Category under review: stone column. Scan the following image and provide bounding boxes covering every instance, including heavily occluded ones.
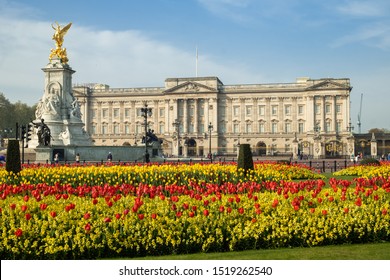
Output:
[183,99,188,134]
[194,99,198,134]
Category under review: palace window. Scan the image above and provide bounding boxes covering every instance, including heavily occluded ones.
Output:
[298,105,304,115]
[259,122,265,133]
[271,105,278,116]
[325,104,331,114]
[285,122,291,133]
[102,109,108,118]
[233,123,240,133]
[336,104,341,114]
[159,123,165,134]
[113,123,119,134]
[246,105,252,116]
[271,123,278,133]
[124,123,130,134]
[258,105,265,116]
[125,108,130,118]
[233,106,240,117]
[284,105,291,116]
[246,123,252,133]
[159,108,165,117]
[298,122,305,133]
[113,108,119,118]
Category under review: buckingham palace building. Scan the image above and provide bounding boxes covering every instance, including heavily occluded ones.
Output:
[73,76,355,159]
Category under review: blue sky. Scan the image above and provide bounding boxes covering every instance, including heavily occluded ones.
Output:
[0,0,389,132]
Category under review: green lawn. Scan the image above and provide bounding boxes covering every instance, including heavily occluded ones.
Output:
[128,242,390,260]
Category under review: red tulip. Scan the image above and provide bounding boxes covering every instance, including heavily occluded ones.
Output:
[219,205,225,212]
[251,218,257,223]
[203,200,209,206]
[203,209,209,216]
[322,210,328,215]
[92,198,98,205]
[355,198,362,207]
[227,207,232,213]
[138,213,145,220]
[84,212,91,220]
[176,211,182,218]
[84,223,91,232]
[310,208,315,213]
[62,194,69,200]
[344,208,349,214]
[382,208,388,215]
[106,201,113,208]
[21,205,28,212]
[40,203,47,210]
[9,203,16,210]
[15,228,23,237]
[238,207,244,214]
[123,209,130,216]
[25,213,32,220]
[182,203,189,210]
[293,205,300,211]
[188,211,195,218]
[23,195,29,202]
[192,205,197,211]
[151,213,157,219]
[272,199,279,208]
[104,217,111,223]
[50,211,57,218]
[255,209,262,215]
[254,203,260,209]
[115,213,121,219]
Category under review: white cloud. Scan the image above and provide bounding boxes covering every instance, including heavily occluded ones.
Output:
[336,0,388,17]
[331,22,390,49]
[0,15,264,105]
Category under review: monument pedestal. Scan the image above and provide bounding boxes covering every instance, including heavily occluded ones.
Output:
[30,56,92,148]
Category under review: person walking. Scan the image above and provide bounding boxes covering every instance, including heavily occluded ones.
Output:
[107,152,113,162]
[75,153,80,164]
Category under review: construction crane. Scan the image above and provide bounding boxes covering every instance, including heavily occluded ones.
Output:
[357,93,363,133]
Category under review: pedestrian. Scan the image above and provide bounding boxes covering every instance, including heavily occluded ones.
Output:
[388,153,390,161]
[75,153,80,164]
[54,153,59,164]
[107,152,112,162]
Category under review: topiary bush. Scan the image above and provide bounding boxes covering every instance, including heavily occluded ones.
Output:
[6,139,21,174]
[359,157,380,166]
[237,143,254,175]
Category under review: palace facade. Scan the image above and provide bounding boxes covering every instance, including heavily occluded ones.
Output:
[73,76,355,159]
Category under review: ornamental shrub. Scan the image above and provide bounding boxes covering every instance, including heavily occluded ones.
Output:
[360,157,380,166]
[237,143,254,175]
[6,139,21,174]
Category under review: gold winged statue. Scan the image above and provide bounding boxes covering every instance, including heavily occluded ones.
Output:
[49,22,72,64]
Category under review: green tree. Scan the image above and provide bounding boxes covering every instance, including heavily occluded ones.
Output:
[0,92,36,139]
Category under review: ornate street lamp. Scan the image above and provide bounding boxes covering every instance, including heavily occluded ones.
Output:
[172,119,180,156]
[208,122,213,159]
[141,103,152,163]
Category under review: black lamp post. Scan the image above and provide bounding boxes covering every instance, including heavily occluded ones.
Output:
[208,122,213,159]
[172,119,180,156]
[141,103,152,163]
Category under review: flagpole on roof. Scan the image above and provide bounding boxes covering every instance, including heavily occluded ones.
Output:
[196,46,198,77]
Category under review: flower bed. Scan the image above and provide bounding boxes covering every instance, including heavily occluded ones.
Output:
[0,162,389,259]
